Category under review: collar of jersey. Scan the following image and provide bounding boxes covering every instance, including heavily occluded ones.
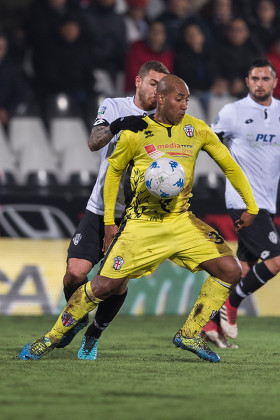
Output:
[148,114,173,127]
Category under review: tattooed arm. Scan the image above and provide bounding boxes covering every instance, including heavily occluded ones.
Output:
[88,124,114,152]
[88,115,148,152]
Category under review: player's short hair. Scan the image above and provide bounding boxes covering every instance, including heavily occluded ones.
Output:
[137,61,170,79]
[248,58,276,78]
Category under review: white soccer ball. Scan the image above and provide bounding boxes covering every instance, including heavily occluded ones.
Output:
[145,158,186,198]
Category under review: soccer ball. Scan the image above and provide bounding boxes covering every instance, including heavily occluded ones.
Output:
[145,158,186,198]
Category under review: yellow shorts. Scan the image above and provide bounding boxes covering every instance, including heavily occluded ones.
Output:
[99,211,234,279]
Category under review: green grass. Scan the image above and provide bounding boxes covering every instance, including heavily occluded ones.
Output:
[1,315,280,420]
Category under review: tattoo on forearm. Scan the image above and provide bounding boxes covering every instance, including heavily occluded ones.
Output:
[88,126,113,151]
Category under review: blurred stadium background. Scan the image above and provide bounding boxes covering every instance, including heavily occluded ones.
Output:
[1,0,280,318]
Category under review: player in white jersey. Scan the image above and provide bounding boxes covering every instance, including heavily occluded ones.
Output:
[202,58,280,347]
[58,61,170,359]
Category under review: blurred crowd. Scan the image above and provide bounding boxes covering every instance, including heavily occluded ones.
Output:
[1,0,280,129]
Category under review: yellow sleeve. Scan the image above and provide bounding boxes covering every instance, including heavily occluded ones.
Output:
[203,126,259,215]
[104,131,136,225]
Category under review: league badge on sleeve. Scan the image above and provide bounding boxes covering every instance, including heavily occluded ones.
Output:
[184,125,194,137]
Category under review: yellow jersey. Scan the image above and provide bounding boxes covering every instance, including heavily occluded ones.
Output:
[104,114,258,224]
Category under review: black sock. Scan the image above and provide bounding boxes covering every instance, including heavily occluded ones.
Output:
[229,262,274,308]
[211,311,220,325]
[63,277,89,302]
[85,290,128,339]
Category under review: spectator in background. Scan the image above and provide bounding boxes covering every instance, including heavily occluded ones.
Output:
[266,35,280,98]
[199,0,237,42]
[124,20,174,93]
[34,15,95,124]
[124,0,149,45]
[216,17,264,98]
[25,0,86,91]
[156,0,195,48]
[174,22,229,110]
[0,35,25,128]
[85,0,127,84]
[248,0,280,51]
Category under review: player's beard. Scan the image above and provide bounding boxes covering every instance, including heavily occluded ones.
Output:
[251,90,271,103]
[138,89,157,111]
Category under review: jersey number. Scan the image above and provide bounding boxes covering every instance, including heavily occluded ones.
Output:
[208,231,224,244]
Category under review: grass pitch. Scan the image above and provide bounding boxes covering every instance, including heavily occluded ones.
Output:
[1,315,280,420]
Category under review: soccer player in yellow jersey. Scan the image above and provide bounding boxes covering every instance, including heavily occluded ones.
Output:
[19,75,259,363]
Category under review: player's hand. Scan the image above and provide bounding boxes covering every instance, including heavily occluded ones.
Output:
[103,224,118,254]
[110,116,148,135]
[235,211,256,232]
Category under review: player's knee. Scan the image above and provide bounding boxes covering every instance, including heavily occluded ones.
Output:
[268,255,280,273]
[227,257,242,284]
[91,275,125,299]
[64,265,85,287]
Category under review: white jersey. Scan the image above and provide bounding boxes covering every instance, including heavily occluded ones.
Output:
[86,96,151,217]
[211,94,280,214]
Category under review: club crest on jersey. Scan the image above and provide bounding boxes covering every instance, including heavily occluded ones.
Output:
[184,125,194,137]
[61,311,76,327]
[113,256,124,270]
[73,233,82,245]
[144,144,165,159]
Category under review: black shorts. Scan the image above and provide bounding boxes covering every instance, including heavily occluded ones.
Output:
[67,209,122,266]
[228,208,280,262]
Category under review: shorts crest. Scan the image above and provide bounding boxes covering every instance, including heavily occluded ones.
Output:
[73,233,82,245]
[113,256,124,270]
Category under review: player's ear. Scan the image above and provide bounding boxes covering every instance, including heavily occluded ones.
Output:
[157,93,164,105]
[273,77,278,89]
[135,75,141,88]
[245,77,249,88]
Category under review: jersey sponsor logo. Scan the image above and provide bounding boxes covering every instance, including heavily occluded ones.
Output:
[113,256,124,270]
[73,233,82,245]
[184,125,194,137]
[245,119,253,124]
[268,231,278,244]
[255,134,276,142]
[144,144,165,159]
[61,311,76,327]
[93,118,107,126]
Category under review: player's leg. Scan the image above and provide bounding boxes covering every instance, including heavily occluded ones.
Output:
[77,289,127,359]
[173,256,241,362]
[171,213,240,362]
[200,314,238,349]
[56,258,93,348]
[59,211,127,349]
[19,274,128,360]
[220,209,280,338]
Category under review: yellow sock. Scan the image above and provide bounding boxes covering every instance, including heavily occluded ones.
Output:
[181,276,232,338]
[46,282,103,345]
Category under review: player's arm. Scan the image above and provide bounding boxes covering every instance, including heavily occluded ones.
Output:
[210,103,235,145]
[203,127,259,229]
[103,131,135,252]
[88,116,148,152]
